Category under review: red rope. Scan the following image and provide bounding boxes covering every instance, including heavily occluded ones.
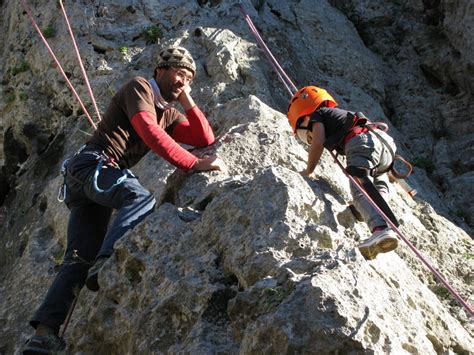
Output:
[59,0,102,123]
[240,1,473,317]
[60,295,78,339]
[239,3,298,96]
[20,0,97,130]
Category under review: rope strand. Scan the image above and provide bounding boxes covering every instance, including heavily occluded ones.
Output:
[20,0,97,130]
[59,0,102,123]
[239,4,298,95]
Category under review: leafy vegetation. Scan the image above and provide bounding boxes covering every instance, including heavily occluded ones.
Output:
[142,25,163,44]
[4,91,16,104]
[119,46,129,55]
[43,24,56,39]
[19,92,29,101]
[431,286,450,300]
[262,284,295,312]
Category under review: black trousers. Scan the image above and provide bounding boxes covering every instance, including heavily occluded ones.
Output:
[30,147,155,332]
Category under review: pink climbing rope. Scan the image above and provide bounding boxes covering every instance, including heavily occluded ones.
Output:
[19,0,97,130]
[239,1,473,316]
[239,3,298,96]
[59,0,102,123]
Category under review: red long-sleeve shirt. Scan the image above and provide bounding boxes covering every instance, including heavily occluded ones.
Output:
[131,106,215,170]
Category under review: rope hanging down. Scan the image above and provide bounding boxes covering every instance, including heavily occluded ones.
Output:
[239,2,473,317]
[59,0,102,123]
[20,0,99,130]
[239,4,297,96]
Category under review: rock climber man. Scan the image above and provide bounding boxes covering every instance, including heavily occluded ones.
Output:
[23,46,224,354]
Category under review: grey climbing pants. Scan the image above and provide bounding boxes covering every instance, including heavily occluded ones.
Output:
[345,130,396,231]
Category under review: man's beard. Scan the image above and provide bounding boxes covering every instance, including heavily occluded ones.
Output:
[162,84,182,102]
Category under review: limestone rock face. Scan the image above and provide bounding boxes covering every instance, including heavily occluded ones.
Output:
[0,0,472,354]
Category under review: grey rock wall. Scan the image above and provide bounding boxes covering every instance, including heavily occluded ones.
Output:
[0,0,472,354]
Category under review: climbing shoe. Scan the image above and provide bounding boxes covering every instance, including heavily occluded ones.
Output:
[22,334,66,354]
[358,228,398,260]
[85,256,108,292]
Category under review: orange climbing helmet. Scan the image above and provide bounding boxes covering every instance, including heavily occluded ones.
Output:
[287,86,338,132]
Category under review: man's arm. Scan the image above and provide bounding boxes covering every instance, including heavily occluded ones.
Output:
[301,122,326,176]
[171,88,215,147]
[131,111,198,170]
[131,111,223,172]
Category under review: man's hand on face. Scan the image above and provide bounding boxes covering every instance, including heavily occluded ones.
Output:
[193,155,226,172]
[177,85,191,104]
[177,84,196,110]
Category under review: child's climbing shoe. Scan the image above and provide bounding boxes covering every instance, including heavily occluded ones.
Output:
[358,228,398,260]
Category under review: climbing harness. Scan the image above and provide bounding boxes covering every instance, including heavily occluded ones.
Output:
[239,2,473,316]
[351,112,414,181]
[57,145,130,201]
[20,0,101,129]
[57,158,70,202]
[92,159,132,194]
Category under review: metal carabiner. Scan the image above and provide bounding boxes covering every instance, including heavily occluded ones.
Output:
[57,183,67,202]
[57,158,70,202]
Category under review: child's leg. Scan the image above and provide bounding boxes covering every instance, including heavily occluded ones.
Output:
[350,179,387,231]
[346,132,387,231]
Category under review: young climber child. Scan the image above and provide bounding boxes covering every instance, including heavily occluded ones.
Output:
[287,86,398,260]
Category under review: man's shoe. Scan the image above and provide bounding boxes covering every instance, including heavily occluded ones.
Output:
[85,256,108,292]
[22,334,66,354]
[358,228,398,260]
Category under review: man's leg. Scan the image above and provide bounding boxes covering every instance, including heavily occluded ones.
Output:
[82,166,156,290]
[30,202,112,333]
[97,176,156,257]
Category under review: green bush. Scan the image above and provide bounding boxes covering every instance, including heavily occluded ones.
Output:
[119,46,129,55]
[432,286,450,300]
[4,92,16,104]
[142,25,163,44]
[262,284,295,313]
[43,25,56,39]
[19,92,29,101]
